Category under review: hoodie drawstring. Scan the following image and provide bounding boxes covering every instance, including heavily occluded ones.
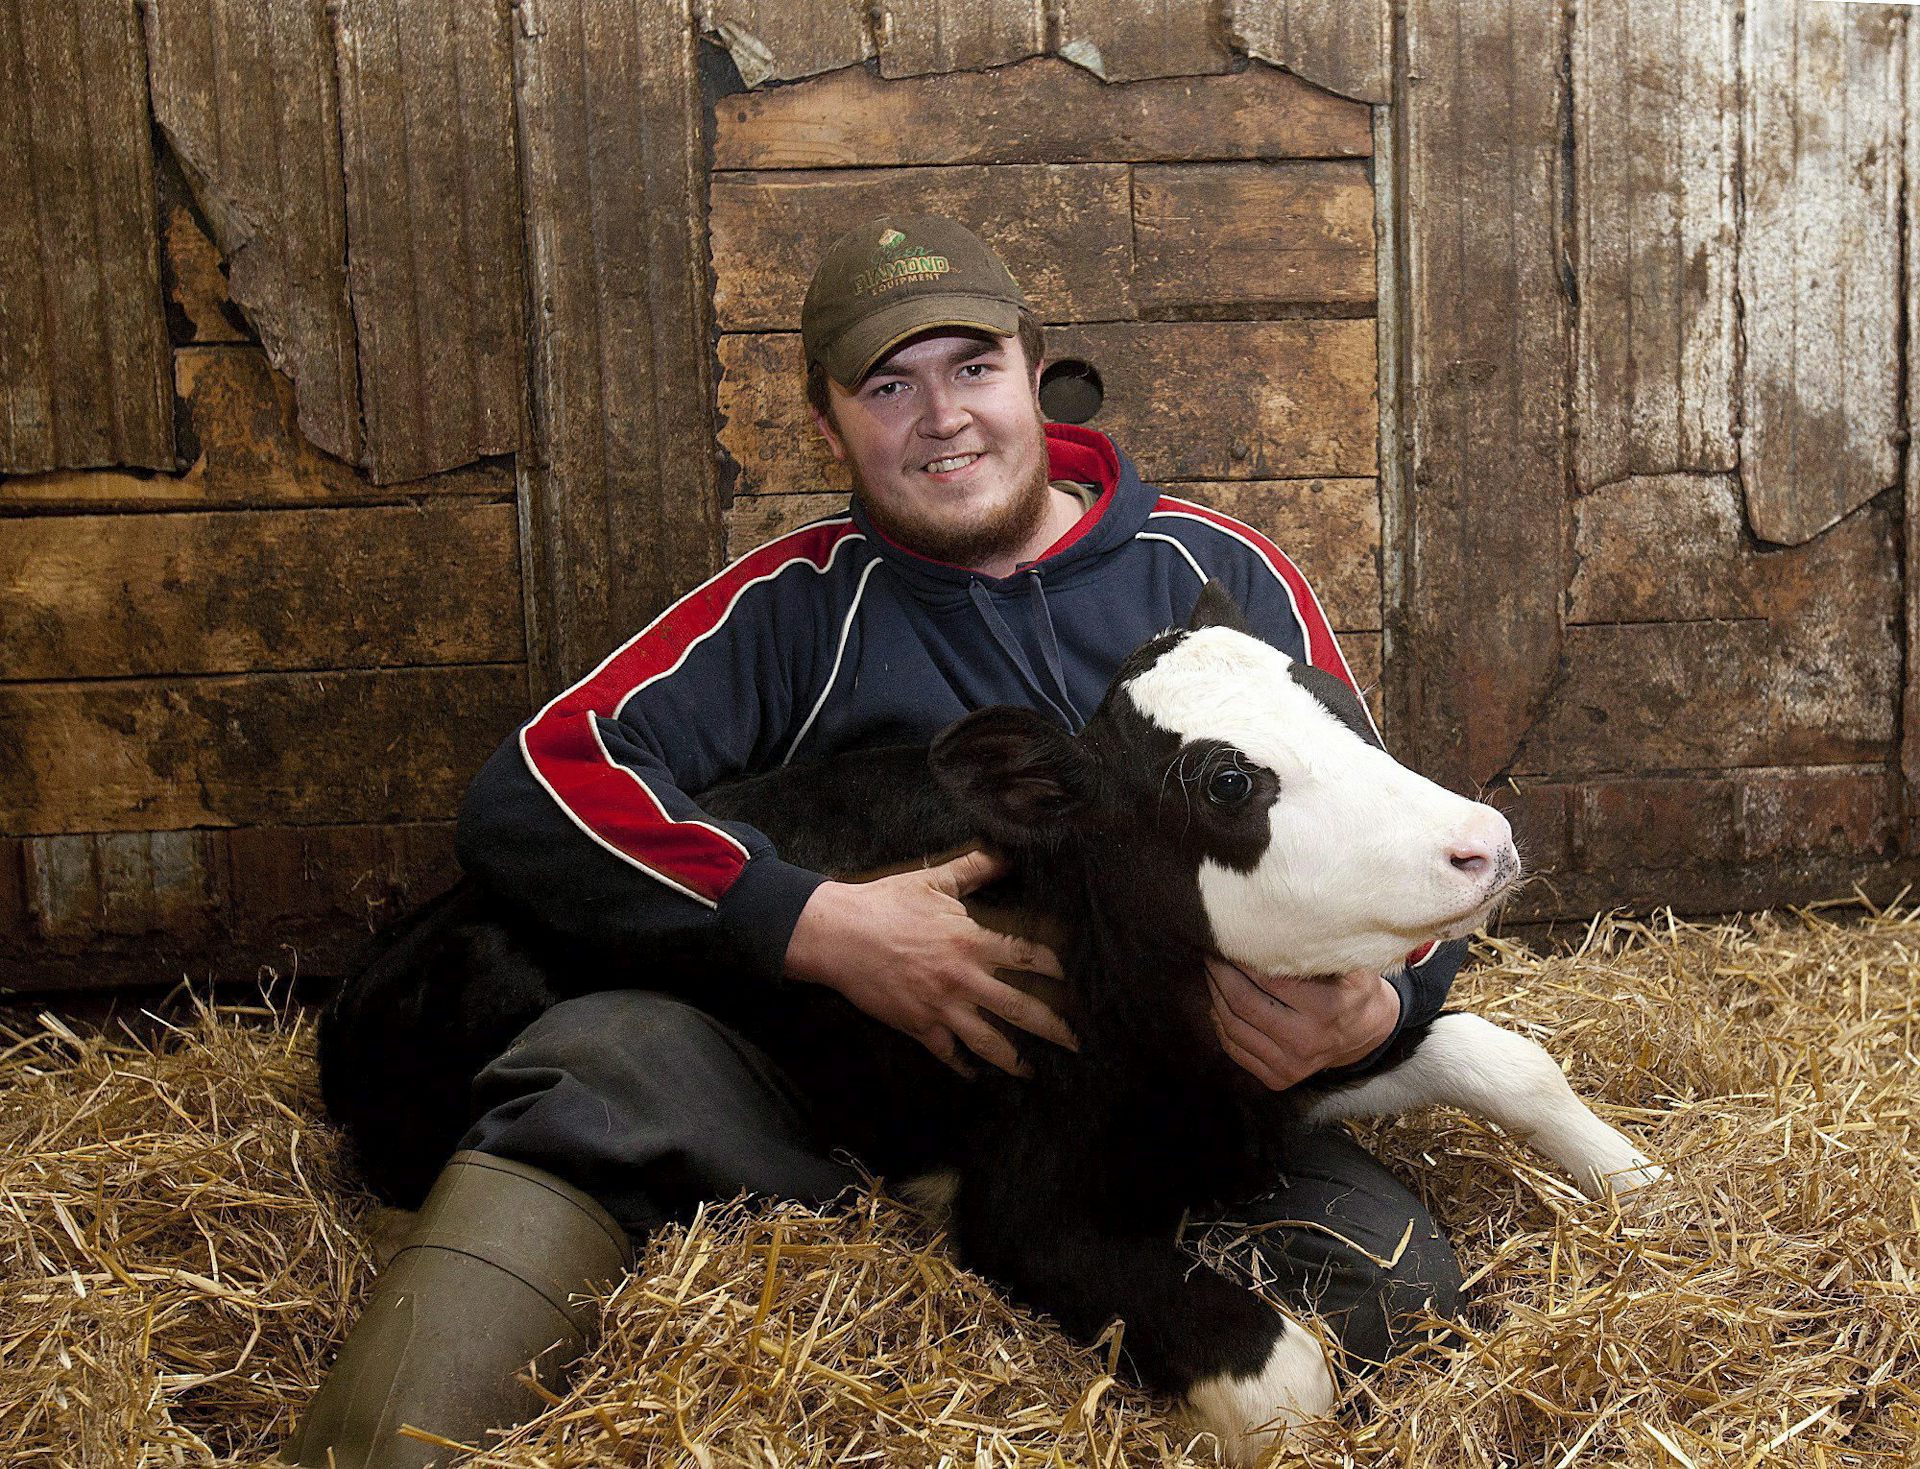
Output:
[966,574,1085,730]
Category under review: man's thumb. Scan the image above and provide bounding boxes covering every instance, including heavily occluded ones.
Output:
[931,846,1007,896]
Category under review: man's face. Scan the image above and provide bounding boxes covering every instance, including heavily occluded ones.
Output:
[811,331,1050,567]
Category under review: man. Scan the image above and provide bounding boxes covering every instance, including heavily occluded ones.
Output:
[285,217,1465,1469]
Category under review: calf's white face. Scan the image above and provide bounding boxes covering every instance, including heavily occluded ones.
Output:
[1119,624,1519,976]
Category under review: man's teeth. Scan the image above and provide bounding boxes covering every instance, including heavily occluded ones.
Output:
[924,453,980,474]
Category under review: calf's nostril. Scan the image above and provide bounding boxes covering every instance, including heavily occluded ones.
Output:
[1449,849,1491,876]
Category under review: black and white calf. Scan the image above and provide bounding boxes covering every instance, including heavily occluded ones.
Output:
[321,583,1659,1465]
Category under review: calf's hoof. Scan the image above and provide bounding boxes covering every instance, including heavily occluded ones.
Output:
[1183,1319,1337,1467]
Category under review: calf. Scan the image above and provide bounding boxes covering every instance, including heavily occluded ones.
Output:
[321,582,1659,1463]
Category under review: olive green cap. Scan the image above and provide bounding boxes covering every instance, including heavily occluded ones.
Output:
[802,215,1025,387]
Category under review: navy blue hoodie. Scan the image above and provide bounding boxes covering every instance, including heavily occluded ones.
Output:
[457,426,1460,1061]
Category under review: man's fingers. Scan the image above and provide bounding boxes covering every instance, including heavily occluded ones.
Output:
[921,1027,977,1079]
[949,1012,1030,1077]
[1208,976,1301,1078]
[931,846,1008,897]
[971,974,1078,1051]
[1209,963,1285,1030]
[1212,1014,1289,1091]
[987,932,1066,982]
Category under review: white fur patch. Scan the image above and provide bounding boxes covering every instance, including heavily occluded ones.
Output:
[1123,628,1517,976]
[1185,1319,1337,1467]
[1305,1013,1665,1197]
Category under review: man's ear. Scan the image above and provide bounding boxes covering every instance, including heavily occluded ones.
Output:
[929,706,1095,845]
[809,400,849,464]
[1187,578,1253,634]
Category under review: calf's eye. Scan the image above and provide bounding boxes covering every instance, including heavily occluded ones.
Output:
[1207,767,1253,806]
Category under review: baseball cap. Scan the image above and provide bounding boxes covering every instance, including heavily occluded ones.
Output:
[801,216,1026,387]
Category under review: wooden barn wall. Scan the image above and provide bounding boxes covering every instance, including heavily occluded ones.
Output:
[5,0,1920,995]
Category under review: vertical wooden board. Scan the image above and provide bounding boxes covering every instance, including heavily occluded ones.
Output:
[709,165,1136,331]
[334,0,523,484]
[144,0,363,462]
[515,0,723,690]
[1740,1,1902,546]
[875,0,1043,77]
[1227,0,1390,105]
[1908,22,1920,850]
[0,0,173,472]
[1132,161,1376,315]
[1052,0,1231,82]
[700,0,870,86]
[1399,0,1569,792]
[1573,0,1736,490]
[712,57,1373,169]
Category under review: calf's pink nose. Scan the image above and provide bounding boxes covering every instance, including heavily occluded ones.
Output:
[1448,808,1516,877]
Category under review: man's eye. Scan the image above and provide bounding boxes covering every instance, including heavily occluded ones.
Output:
[869,381,905,399]
[1207,767,1254,806]
[959,362,991,379]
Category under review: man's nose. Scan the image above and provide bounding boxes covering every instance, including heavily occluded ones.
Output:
[919,383,968,438]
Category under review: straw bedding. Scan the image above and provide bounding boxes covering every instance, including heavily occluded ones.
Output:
[4,906,1917,1468]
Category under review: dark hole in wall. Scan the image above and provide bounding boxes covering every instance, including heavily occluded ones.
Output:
[1040,359,1103,425]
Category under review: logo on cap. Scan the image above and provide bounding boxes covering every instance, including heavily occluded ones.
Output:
[851,233,952,299]
[879,228,906,248]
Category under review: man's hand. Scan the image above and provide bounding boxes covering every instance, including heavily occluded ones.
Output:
[784,848,1077,1077]
[1205,957,1401,1091]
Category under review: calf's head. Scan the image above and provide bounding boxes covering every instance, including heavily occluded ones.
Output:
[929,582,1520,978]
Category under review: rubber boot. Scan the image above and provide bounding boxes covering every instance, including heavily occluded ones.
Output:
[279,1150,632,1469]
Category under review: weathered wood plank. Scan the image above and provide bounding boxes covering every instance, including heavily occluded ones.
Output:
[143,0,362,461]
[1163,480,1378,631]
[709,165,1135,332]
[333,0,523,484]
[1052,0,1231,82]
[2,504,524,682]
[0,822,460,994]
[1132,161,1374,315]
[0,0,173,472]
[725,491,850,561]
[0,347,509,510]
[717,322,1376,495]
[712,55,1371,169]
[701,0,870,87]
[157,161,249,345]
[1227,0,1389,105]
[1572,0,1736,490]
[0,666,527,835]
[514,0,725,692]
[874,0,1041,76]
[1907,25,1920,850]
[1397,0,1568,792]
[1740,1,1902,546]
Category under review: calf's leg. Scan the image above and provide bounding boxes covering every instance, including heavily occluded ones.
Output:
[1304,1012,1663,1197]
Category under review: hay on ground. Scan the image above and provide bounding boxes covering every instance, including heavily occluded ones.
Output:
[3,904,1918,1467]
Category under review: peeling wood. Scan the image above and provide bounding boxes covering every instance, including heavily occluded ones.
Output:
[0,347,509,511]
[514,0,724,689]
[712,56,1372,169]
[1132,161,1375,315]
[157,164,248,345]
[701,0,869,86]
[1226,0,1389,105]
[334,0,523,484]
[716,322,1375,496]
[142,0,362,461]
[1396,0,1568,793]
[0,0,173,472]
[874,0,1041,77]
[1740,0,1902,546]
[1052,0,1232,83]
[709,165,1135,331]
[2,504,524,681]
[1573,0,1736,490]
[0,666,528,835]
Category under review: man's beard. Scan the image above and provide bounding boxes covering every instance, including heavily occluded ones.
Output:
[851,438,1054,568]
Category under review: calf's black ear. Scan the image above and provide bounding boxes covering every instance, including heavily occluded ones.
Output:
[929,706,1095,843]
[1187,578,1252,634]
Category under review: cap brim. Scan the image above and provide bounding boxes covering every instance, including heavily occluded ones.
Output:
[819,293,1021,387]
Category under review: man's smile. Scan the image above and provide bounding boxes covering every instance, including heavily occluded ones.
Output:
[920,451,984,479]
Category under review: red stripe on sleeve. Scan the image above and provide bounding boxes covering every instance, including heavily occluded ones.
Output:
[519,519,860,905]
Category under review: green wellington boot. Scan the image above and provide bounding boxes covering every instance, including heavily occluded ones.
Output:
[280,1150,632,1469]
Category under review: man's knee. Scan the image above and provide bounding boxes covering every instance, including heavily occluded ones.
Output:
[479,990,742,1096]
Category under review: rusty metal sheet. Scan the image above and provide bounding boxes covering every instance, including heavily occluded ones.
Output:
[702,0,870,86]
[1052,0,1231,82]
[333,0,523,484]
[713,56,1371,169]
[515,0,723,689]
[1227,0,1389,104]
[143,0,363,463]
[0,0,173,472]
[1397,0,1568,793]
[875,0,1041,76]
[1740,1,1902,547]
[1573,0,1736,491]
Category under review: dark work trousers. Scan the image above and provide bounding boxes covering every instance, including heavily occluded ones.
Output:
[461,989,1461,1374]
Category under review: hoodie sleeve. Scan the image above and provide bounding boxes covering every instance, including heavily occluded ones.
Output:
[456,522,862,981]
